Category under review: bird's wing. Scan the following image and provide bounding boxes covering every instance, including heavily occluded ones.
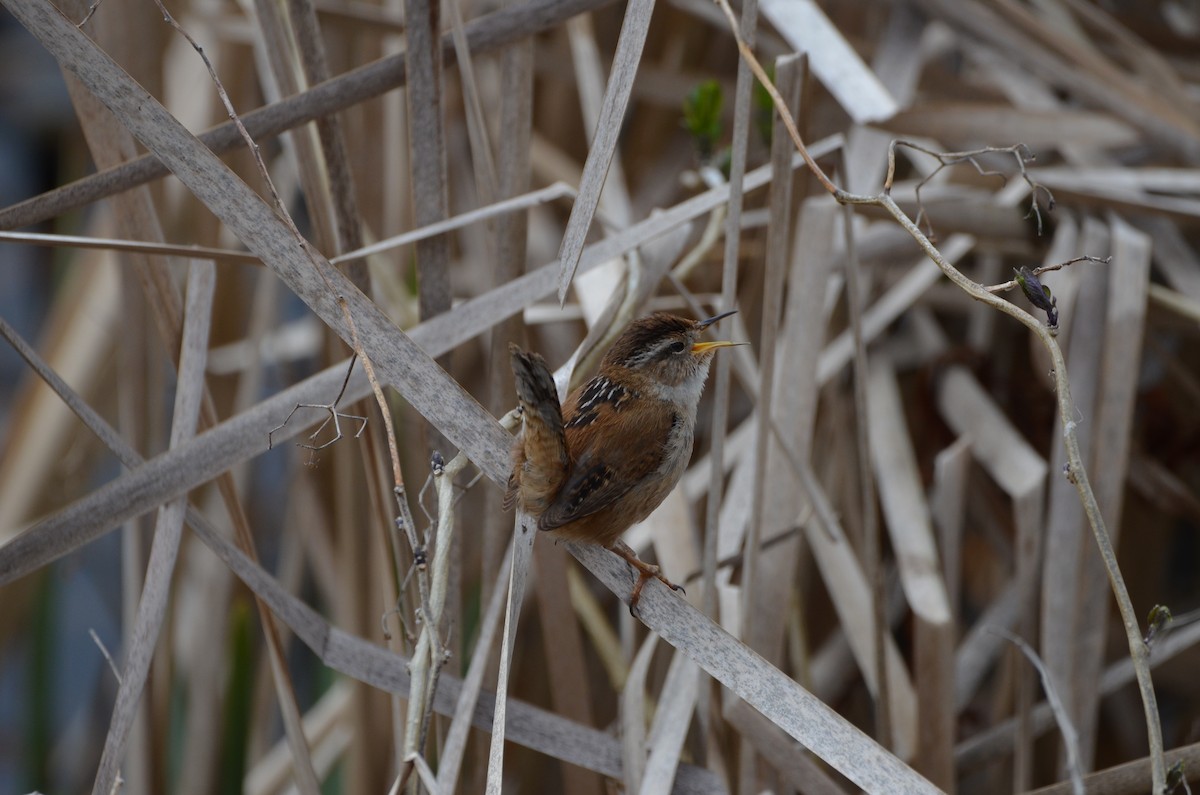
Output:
[535,385,673,532]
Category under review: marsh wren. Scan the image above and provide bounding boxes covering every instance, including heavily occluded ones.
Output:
[505,310,740,610]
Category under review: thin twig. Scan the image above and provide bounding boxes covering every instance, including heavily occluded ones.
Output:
[985,255,1112,293]
[712,0,1166,788]
[152,0,365,382]
[886,139,1056,238]
[266,354,367,458]
[341,301,437,724]
[991,628,1085,795]
[75,0,100,27]
[89,629,122,684]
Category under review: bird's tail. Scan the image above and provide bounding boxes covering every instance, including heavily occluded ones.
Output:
[504,344,568,513]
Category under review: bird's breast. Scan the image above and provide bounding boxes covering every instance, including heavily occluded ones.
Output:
[654,409,695,481]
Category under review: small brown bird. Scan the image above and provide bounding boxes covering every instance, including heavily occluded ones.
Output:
[505,310,740,610]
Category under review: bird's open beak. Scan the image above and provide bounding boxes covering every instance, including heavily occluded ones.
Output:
[693,310,742,354]
[691,340,743,354]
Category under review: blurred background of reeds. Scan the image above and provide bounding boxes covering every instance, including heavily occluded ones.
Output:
[1,0,1200,792]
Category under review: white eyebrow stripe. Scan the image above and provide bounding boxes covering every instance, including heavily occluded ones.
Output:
[624,338,681,368]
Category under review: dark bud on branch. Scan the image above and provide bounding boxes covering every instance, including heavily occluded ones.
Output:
[1164,760,1187,794]
[1015,265,1058,329]
[1146,604,1173,646]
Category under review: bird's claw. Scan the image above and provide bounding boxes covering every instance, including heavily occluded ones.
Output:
[609,541,683,616]
[626,563,683,616]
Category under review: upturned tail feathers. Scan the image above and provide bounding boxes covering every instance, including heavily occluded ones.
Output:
[504,344,568,513]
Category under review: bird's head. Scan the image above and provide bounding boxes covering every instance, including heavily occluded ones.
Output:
[601,310,742,400]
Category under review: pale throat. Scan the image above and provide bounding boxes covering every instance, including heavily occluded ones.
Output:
[643,361,712,417]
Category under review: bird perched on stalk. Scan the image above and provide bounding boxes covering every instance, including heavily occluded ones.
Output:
[505,310,741,611]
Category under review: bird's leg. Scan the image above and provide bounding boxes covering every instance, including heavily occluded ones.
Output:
[609,540,684,613]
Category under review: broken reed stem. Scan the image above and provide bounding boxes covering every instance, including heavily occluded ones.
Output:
[712,0,1166,788]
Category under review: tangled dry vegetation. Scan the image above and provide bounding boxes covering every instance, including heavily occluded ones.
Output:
[1,0,1199,793]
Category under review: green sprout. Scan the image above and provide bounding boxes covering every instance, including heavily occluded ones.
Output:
[683,80,723,162]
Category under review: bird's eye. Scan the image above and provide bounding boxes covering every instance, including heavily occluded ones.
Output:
[668,340,687,355]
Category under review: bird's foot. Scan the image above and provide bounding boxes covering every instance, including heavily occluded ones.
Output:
[609,540,684,615]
